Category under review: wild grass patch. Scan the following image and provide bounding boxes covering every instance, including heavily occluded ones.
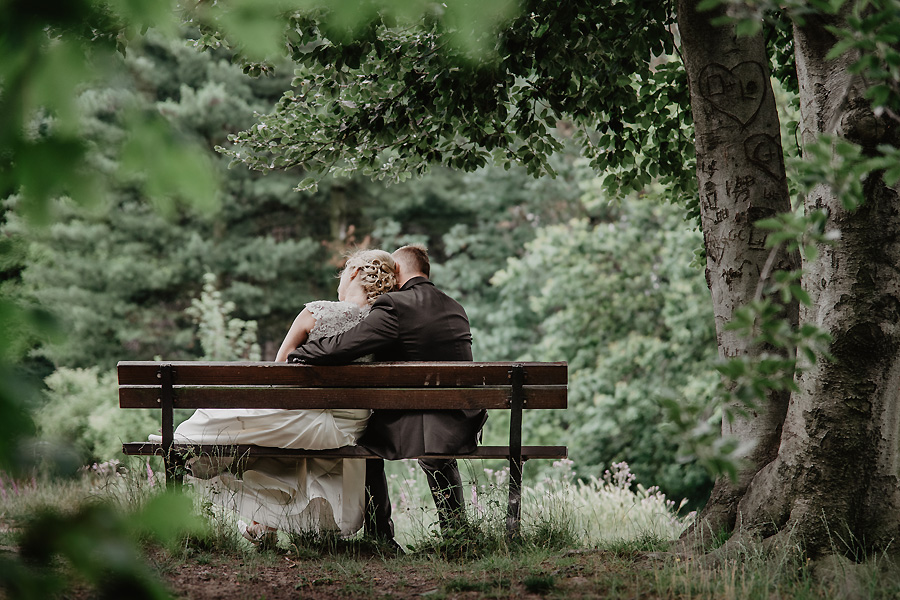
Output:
[389,458,693,553]
[2,457,692,559]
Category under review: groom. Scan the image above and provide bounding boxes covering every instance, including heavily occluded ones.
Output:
[288,245,487,544]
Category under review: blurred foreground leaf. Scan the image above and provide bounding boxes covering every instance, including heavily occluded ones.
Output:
[0,366,36,472]
[130,491,205,544]
[4,491,201,600]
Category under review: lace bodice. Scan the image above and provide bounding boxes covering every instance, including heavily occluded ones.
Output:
[306,300,370,341]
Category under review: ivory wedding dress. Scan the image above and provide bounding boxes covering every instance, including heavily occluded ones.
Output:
[155,301,371,536]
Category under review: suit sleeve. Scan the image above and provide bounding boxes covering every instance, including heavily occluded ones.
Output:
[287,297,399,365]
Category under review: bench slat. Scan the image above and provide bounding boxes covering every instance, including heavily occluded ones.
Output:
[122,442,568,461]
[118,385,568,410]
[117,361,568,387]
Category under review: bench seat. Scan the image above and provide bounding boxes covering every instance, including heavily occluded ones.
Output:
[118,360,568,534]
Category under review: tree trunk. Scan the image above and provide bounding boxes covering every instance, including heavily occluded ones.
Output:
[733,7,900,553]
[677,0,797,538]
[330,183,348,241]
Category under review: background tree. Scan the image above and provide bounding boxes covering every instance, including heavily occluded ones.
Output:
[0,0,225,473]
[483,189,717,507]
[0,32,341,370]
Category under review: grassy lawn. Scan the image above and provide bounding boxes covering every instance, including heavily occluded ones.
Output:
[3,461,900,599]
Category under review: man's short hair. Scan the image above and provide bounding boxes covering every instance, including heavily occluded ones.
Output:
[394,244,430,277]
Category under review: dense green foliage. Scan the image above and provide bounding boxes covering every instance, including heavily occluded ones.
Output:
[34,367,151,463]
[482,192,717,504]
[221,2,697,205]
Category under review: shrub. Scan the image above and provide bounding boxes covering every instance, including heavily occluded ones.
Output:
[34,367,159,464]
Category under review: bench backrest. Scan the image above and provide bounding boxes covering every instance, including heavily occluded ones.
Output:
[117,361,568,410]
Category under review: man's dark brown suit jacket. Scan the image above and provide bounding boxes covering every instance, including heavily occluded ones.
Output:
[288,277,487,459]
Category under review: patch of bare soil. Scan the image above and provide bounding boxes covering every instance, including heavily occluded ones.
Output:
[149,548,657,600]
[1,529,666,600]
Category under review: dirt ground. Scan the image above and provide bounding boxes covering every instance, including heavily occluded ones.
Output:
[0,513,670,600]
[145,547,661,600]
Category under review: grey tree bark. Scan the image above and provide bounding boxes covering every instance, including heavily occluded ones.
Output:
[677,0,797,538]
[735,6,900,552]
[680,0,900,554]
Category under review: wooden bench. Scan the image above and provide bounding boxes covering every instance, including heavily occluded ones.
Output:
[118,360,567,534]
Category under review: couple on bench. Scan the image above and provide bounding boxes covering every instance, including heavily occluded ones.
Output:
[157,245,487,550]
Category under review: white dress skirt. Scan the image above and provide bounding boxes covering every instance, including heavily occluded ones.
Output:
[154,301,371,536]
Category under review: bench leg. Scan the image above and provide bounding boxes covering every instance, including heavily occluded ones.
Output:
[159,364,183,488]
[506,457,523,538]
[506,364,525,538]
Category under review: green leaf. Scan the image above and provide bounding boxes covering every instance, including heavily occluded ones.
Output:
[825,38,858,60]
[217,0,289,60]
[131,491,204,543]
[120,116,220,217]
[884,165,900,186]
[790,284,811,306]
[755,217,785,230]
[26,39,92,134]
[735,19,762,38]
[696,0,724,12]
[0,366,37,470]
[296,177,319,192]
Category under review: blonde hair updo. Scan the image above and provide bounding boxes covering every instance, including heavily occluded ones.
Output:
[343,249,398,304]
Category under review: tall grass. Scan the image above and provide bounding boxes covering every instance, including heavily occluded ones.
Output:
[653,534,900,600]
[386,458,692,552]
[3,457,690,554]
[527,460,692,545]
[1,469,93,525]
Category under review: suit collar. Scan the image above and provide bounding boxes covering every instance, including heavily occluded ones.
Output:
[400,276,433,291]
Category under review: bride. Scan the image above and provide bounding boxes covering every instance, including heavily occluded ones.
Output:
[160,249,398,543]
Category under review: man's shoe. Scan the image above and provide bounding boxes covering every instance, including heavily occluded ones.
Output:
[379,537,405,557]
[363,533,404,556]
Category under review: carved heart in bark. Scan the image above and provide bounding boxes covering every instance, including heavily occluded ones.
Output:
[698,62,766,127]
[745,134,786,181]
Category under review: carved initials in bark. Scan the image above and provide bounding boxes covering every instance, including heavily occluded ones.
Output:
[698,62,766,127]
[747,206,775,250]
[727,175,756,204]
[702,181,718,210]
[678,0,802,550]
[745,134,786,181]
[702,158,719,178]
[704,232,725,264]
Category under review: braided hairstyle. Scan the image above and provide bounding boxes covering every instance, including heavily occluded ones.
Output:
[343,249,398,304]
